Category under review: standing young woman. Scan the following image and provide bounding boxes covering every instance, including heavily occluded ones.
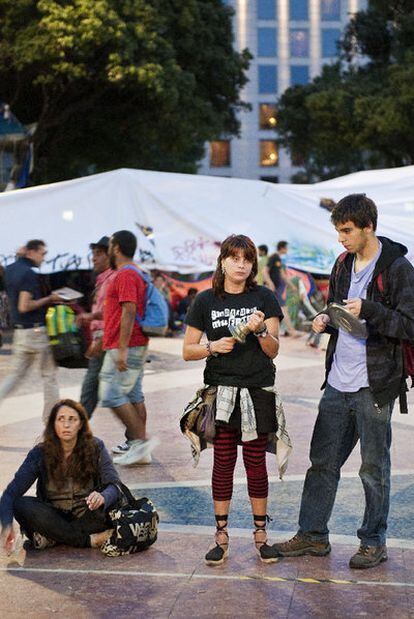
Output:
[183,235,283,565]
[0,399,121,552]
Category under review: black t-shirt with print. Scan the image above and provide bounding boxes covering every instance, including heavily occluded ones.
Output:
[185,285,283,388]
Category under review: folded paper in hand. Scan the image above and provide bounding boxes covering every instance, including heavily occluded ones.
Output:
[318,302,368,339]
[52,287,84,301]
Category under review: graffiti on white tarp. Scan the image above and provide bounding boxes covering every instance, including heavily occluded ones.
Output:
[172,237,219,267]
[287,242,337,274]
[45,253,84,271]
[0,252,88,271]
[0,254,17,267]
[139,249,156,263]
[135,222,155,247]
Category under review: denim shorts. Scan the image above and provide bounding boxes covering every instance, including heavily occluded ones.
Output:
[99,346,148,408]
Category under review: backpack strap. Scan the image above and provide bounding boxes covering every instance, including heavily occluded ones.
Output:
[375,269,393,307]
[376,272,385,295]
[120,264,150,323]
[332,251,348,293]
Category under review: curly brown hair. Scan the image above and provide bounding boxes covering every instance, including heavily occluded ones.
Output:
[212,234,258,298]
[41,399,99,489]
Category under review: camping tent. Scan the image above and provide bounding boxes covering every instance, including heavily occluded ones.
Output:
[0,166,413,274]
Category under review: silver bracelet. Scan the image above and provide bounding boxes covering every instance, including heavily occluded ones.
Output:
[254,325,268,339]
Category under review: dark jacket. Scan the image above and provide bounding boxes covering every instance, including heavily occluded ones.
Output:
[324,236,414,407]
[0,438,121,527]
[5,257,46,327]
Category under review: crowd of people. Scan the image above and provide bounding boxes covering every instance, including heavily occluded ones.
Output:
[0,194,414,573]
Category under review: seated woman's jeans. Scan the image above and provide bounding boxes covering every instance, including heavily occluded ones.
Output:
[13,496,111,548]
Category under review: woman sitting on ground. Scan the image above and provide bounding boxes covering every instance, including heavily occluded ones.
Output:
[183,234,283,565]
[0,399,120,552]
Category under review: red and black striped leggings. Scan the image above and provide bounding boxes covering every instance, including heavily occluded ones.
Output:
[212,426,269,501]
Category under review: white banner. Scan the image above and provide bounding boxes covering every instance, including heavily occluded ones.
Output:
[0,166,413,274]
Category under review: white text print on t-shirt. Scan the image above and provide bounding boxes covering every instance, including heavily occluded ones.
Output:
[211,306,257,330]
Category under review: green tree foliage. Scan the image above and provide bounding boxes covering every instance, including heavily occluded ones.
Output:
[277,0,414,181]
[0,0,250,183]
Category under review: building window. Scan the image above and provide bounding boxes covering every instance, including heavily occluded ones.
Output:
[258,65,277,93]
[260,141,278,167]
[322,28,341,57]
[257,0,276,20]
[210,141,231,167]
[258,28,277,57]
[289,0,308,21]
[291,151,305,166]
[259,104,278,130]
[290,29,309,57]
[260,175,279,183]
[321,0,341,21]
[290,65,309,85]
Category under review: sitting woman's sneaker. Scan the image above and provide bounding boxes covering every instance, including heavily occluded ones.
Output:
[90,529,114,549]
[32,532,56,550]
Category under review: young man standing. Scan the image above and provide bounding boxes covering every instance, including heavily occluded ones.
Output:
[274,194,414,569]
[99,230,156,465]
[0,240,61,421]
[78,236,116,418]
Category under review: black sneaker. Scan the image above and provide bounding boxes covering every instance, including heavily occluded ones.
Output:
[205,530,229,566]
[32,532,56,550]
[273,533,331,557]
[349,545,387,569]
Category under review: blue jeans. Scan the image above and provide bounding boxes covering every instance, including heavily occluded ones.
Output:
[80,353,105,419]
[298,384,393,547]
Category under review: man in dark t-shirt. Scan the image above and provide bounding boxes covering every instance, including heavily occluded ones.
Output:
[0,240,61,421]
[263,241,301,337]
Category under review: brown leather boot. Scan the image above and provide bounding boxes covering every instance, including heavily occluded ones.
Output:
[349,545,387,569]
[273,533,331,557]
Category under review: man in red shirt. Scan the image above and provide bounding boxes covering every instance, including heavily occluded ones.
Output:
[99,230,157,465]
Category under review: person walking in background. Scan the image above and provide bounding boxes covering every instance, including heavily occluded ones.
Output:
[99,230,157,466]
[256,245,268,285]
[183,234,283,566]
[77,236,116,418]
[0,264,10,348]
[0,240,61,421]
[263,241,301,337]
[153,273,177,335]
[177,287,197,323]
[274,194,414,569]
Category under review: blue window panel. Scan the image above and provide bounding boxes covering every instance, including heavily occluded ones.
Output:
[322,28,341,57]
[291,65,309,86]
[290,0,308,21]
[290,29,309,57]
[258,28,277,57]
[258,65,277,93]
[321,0,341,21]
[257,0,276,20]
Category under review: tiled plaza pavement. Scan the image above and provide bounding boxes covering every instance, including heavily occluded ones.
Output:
[0,334,413,618]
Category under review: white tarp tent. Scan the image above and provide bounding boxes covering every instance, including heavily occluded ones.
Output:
[0,166,413,275]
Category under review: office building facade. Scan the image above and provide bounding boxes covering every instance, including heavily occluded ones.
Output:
[198,0,367,182]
